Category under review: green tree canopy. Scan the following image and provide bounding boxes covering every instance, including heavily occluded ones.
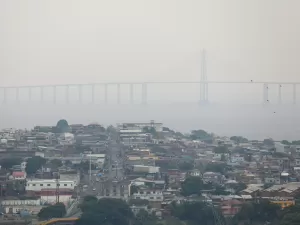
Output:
[232,200,280,225]
[213,146,228,154]
[25,156,46,175]
[230,136,248,144]
[281,140,291,145]
[38,203,66,220]
[280,213,300,225]
[130,185,139,195]
[178,161,194,171]
[190,130,211,140]
[0,158,22,169]
[56,119,69,133]
[134,209,158,225]
[170,201,224,225]
[181,176,204,196]
[291,140,300,145]
[205,163,226,174]
[212,185,230,195]
[77,198,134,225]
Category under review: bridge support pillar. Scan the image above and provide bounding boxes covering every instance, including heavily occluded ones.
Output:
[117,84,121,104]
[130,84,134,104]
[53,86,57,104]
[263,83,269,104]
[104,84,108,104]
[142,83,147,105]
[293,84,297,105]
[278,84,282,104]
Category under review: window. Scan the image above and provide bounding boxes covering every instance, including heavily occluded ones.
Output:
[47,184,50,186]
[150,197,154,199]
[64,184,67,186]
[40,184,43,186]
[33,184,36,186]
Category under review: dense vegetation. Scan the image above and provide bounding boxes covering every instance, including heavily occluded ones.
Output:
[38,203,66,220]
[25,156,46,175]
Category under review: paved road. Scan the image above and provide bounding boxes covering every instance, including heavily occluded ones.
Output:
[82,141,128,198]
[66,140,129,217]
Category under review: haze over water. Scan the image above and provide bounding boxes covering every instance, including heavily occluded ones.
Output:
[1,102,299,141]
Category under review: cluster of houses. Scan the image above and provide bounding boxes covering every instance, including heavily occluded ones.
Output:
[1,121,300,220]
[0,123,108,217]
[116,124,300,218]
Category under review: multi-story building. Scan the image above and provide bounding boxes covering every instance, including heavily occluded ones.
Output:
[132,190,163,202]
[26,179,75,194]
[118,121,163,132]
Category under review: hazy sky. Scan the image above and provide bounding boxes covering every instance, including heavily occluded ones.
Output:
[0,1,300,138]
[1,0,300,84]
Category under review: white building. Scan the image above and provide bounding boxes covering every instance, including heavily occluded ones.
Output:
[1,199,42,215]
[133,165,160,173]
[40,194,73,205]
[190,169,201,177]
[132,190,163,201]
[275,142,285,153]
[59,133,75,146]
[26,179,75,192]
[231,155,245,163]
[118,122,163,132]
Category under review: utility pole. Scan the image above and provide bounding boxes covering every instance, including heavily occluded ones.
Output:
[89,152,92,185]
[56,172,60,203]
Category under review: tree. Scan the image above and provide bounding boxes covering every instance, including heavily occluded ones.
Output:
[77,198,134,225]
[228,182,247,194]
[230,136,248,144]
[79,195,99,213]
[281,140,291,145]
[232,200,280,225]
[134,209,158,225]
[291,140,300,145]
[164,217,183,225]
[280,213,300,225]
[212,185,230,195]
[170,201,223,225]
[181,176,204,196]
[130,185,139,195]
[205,163,226,174]
[56,119,69,133]
[50,159,63,168]
[190,130,211,140]
[38,203,66,220]
[178,161,194,171]
[213,146,228,154]
[0,158,22,169]
[25,156,46,175]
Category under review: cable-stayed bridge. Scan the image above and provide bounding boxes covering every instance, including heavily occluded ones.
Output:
[0,51,298,105]
[0,80,297,105]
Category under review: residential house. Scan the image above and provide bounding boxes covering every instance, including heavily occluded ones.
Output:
[12,172,26,180]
